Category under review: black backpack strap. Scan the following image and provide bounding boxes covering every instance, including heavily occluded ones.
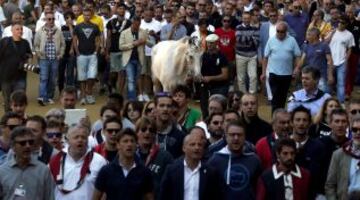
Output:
[266,134,277,165]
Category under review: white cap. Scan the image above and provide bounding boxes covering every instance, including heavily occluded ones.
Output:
[205,34,219,43]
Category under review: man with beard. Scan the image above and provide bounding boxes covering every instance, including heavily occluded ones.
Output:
[325,116,360,200]
[49,124,107,200]
[257,138,311,200]
[207,112,224,145]
[154,93,185,158]
[290,106,326,198]
[256,109,292,169]
[239,93,272,144]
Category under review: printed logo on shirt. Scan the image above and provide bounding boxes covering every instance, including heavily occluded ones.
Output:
[82,28,94,39]
[224,164,250,191]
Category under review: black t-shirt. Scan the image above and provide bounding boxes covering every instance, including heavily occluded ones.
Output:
[95,158,153,200]
[61,25,73,56]
[106,150,117,162]
[74,22,100,55]
[348,20,360,53]
[0,37,31,81]
[106,18,131,52]
[201,51,229,87]
[130,31,139,60]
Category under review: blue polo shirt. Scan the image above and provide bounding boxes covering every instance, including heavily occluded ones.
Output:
[264,35,301,75]
[284,12,309,45]
[95,157,153,200]
[302,41,331,78]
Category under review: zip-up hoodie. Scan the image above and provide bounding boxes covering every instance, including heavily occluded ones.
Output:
[207,145,261,200]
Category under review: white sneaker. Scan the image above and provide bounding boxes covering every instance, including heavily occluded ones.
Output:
[48,99,55,104]
[142,94,150,101]
[80,98,87,105]
[87,95,96,104]
[137,94,144,101]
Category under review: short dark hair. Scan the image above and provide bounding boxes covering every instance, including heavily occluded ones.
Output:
[61,86,77,98]
[155,92,172,106]
[275,138,296,154]
[225,120,245,133]
[291,106,311,122]
[107,93,124,106]
[330,108,348,122]
[26,115,46,130]
[64,11,75,20]
[10,90,28,105]
[1,112,22,126]
[10,126,33,146]
[116,128,137,142]
[100,105,120,117]
[103,116,122,130]
[302,66,321,81]
[198,18,209,26]
[172,84,192,99]
[224,109,240,119]
[206,112,223,125]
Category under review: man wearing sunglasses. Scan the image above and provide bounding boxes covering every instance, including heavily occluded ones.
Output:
[326,116,360,200]
[284,0,309,46]
[0,127,55,200]
[94,117,122,162]
[46,119,65,151]
[0,112,23,165]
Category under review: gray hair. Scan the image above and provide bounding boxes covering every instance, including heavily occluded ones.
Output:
[276,21,288,31]
[209,94,228,110]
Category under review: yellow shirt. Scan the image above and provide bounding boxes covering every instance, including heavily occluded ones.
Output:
[76,15,104,32]
[308,21,332,40]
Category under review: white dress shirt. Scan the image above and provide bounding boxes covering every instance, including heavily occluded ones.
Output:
[272,164,302,200]
[54,151,107,200]
[184,160,201,200]
[2,25,33,50]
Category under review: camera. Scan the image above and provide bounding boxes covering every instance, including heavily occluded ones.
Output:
[23,63,40,74]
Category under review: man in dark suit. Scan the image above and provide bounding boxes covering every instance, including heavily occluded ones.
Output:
[159,126,224,200]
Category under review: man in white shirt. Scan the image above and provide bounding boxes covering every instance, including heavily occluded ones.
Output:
[159,127,224,200]
[49,124,107,200]
[2,11,33,49]
[35,3,65,32]
[329,15,355,104]
[139,7,161,101]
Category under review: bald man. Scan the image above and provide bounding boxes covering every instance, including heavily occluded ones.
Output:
[160,127,224,200]
[2,11,33,49]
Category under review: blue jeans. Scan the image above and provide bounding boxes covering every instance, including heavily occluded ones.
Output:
[39,59,59,101]
[125,59,141,100]
[335,62,346,103]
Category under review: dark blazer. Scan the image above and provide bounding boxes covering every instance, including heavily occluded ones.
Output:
[159,158,224,200]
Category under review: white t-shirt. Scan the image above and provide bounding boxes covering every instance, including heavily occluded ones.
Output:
[329,29,355,66]
[140,19,162,56]
[54,152,107,200]
[2,25,33,50]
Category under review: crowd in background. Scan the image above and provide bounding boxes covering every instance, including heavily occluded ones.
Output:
[0,0,360,199]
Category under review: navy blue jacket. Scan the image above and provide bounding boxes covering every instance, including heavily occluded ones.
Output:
[159,158,224,200]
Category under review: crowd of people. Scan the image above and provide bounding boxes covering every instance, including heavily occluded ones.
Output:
[0,0,360,199]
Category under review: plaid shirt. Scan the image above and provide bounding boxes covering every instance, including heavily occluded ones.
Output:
[45,40,56,60]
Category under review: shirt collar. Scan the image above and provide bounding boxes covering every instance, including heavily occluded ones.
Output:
[272,164,302,179]
[9,153,37,167]
[305,89,318,98]
[183,159,202,172]
[119,160,136,170]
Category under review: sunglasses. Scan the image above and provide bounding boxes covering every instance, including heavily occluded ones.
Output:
[47,18,55,21]
[352,127,360,133]
[212,121,222,125]
[351,109,360,115]
[140,127,156,133]
[15,139,35,146]
[47,132,62,138]
[223,19,230,22]
[233,98,240,101]
[6,124,19,131]
[106,128,121,134]
[277,30,286,33]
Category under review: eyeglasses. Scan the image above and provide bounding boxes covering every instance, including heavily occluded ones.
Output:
[233,98,240,102]
[269,14,277,17]
[47,18,55,21]
[277,30,286,33]
[351,109,360,115]
[140,127,156,133]
[15,139,35,146]
[352,127,360,133]
[6,124,19,131]
[106,128,121,134]
[223,19,230,22]
[47,132,62,138]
